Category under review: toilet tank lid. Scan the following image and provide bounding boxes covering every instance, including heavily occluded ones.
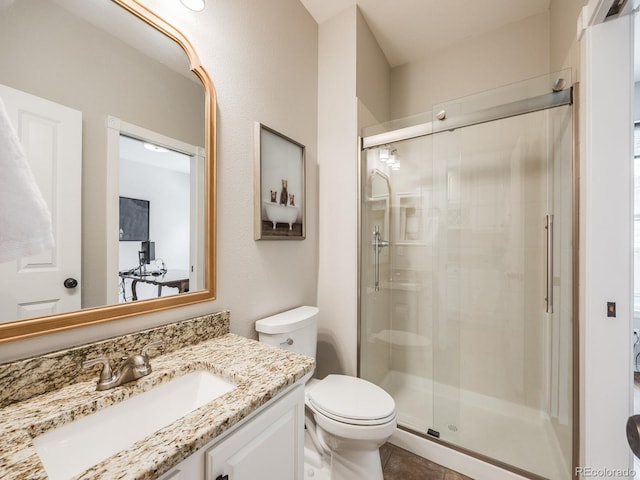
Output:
[255,306,319,334]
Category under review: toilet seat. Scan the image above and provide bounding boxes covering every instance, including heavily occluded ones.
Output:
[307,375,396,426]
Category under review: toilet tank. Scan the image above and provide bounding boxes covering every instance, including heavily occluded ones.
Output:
[255,306,318,358]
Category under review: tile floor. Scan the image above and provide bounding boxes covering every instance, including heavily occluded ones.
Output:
[381,443,473,480]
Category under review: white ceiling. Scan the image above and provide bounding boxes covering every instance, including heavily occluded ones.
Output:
[299,0,551,67]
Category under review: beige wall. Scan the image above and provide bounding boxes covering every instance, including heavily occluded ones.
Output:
[390,12,551,120]
[0,0,318,362]
[316,6,359,378]
[356,8,391,127]
[550,0,589,76]
[178,0,319,341]
[315,5,393,379]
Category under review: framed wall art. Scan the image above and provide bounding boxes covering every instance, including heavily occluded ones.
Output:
[119,196,149,241]
[254,123,306,240]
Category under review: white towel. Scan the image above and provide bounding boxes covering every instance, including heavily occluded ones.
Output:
[0,96,53,263]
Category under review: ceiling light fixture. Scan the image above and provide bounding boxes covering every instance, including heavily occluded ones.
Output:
[180,0,205,11]
[389,148,400,170]
[379,146,390,163]
[143,142,169,153]
[388,149,397,164]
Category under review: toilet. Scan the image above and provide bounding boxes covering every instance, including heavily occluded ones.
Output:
[255,306,396,480]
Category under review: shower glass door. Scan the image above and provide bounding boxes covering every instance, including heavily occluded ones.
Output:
[359,73,574,480]
[360,135,436,431]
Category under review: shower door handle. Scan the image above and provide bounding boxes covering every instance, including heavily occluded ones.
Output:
[373,225,389,292]
[545,214,554,314]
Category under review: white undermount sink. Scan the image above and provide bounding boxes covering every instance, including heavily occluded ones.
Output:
[33,370,236,480]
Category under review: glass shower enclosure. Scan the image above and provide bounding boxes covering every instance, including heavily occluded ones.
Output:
[359,72,575,479]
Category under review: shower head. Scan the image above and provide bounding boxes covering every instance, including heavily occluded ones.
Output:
[552,78,567,92]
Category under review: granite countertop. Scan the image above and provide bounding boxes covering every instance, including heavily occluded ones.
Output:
[0,333,315,480]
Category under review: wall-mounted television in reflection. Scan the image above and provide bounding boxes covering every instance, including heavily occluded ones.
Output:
[119,196,149,241]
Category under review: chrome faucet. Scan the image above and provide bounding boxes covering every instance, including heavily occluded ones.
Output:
[82,341,162,391]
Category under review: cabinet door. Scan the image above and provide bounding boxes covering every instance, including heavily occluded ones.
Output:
[158,447,204,480]
[206,384,304,480]
[158,470,182,480]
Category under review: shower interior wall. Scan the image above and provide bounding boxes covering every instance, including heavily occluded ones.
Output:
[380,125,551,408]
[355,0,556,409]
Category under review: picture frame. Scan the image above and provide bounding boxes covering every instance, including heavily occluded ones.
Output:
[119,196,150,241]
[254,123,306,240]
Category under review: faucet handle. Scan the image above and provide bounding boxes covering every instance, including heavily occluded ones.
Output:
[141,340,162,359]
[82,357,114,383]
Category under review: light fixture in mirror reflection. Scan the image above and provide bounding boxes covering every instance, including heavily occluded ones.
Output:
[0,0,217,342]
[181,0,205,12]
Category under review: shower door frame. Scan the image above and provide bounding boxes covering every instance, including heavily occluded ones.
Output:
[356,81,580,480]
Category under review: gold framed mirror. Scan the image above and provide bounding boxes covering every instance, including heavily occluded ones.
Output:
[0,0,216,343]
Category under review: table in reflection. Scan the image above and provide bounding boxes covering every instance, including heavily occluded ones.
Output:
[119,270,190,301]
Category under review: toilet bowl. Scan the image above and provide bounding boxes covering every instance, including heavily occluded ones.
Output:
[255,306,397,480]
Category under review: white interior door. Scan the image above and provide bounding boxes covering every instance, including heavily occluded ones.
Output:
[0,84,82,322]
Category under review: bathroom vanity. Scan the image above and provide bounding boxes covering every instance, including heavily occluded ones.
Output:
[0,312,314,479]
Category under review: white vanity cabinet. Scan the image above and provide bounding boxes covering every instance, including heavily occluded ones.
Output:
[158,383,305,480]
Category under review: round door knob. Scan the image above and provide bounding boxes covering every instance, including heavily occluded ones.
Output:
[627,415,640,458]
[63,278,78,289]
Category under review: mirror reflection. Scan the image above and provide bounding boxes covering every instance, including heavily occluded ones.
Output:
[118,134,201,303]
[0,0,207,324]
